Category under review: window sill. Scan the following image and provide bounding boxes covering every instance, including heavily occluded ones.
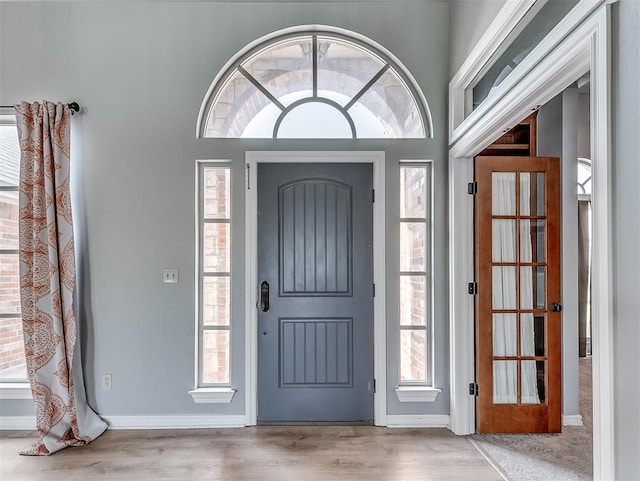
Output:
[395,386,441,403]
[0,382,32,400]
[188,387,236,404]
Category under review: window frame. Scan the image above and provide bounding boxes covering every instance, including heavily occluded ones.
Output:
[190,161,235,403]
[449,0,604,140]
[464,0,581,117]
[0,108,31,397]
[398,161,434,388]
[196,25,434,140]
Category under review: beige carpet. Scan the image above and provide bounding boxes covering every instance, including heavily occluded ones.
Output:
[471,358,593,481]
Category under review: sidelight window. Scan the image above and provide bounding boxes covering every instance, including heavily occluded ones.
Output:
[399,163,432,385]
[197,164,232,386]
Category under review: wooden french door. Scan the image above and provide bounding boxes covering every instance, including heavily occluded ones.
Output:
[475,156,562,433]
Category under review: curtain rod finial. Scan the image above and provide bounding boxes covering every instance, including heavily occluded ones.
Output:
[68,102,80,114]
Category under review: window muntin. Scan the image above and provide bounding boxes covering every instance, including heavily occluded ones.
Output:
[0,114,26,382]
[199,165,231,386]
[203,31,427,139]
[399,164,432,384]
[242,37,313,107]
[316,35,387,103]
[276,100,354,139]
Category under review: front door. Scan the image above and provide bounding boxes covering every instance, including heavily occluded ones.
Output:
[475,156,562,433]
[257,163,374,423]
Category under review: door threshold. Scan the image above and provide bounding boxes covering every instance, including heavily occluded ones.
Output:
[257,421,374,426]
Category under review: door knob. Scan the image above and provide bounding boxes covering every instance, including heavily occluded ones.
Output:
[260,281,270,312]
[550,303,562,312]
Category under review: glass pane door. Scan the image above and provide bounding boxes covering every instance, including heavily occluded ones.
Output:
[491,170,548,406]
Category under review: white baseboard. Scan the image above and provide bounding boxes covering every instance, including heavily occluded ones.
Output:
[0,416,36,430]
[3,414,454,430]
[386,414,450,428]
[0,414,247,430]
[103,415,246,429]
[562,414,584,426]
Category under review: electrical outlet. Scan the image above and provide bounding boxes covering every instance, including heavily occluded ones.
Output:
[163,268,179,284]
[102,374,112,390]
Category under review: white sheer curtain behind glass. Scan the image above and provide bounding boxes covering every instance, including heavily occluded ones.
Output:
[492,172,540,405]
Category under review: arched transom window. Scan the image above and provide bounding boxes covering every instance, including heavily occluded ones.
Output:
[577,157,592,196]
[198,28,432,139]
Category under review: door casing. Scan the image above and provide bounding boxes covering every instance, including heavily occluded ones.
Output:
[448,4,614,479]
[245,151,386,426]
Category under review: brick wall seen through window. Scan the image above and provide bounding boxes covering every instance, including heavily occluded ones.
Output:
[399,164,431,384]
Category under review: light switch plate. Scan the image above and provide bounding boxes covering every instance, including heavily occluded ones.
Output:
[163,268,179,283]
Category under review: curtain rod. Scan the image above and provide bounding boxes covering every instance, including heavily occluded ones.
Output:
[0,102,80,114]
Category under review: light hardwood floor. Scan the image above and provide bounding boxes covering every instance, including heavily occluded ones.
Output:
[1,426,503,480]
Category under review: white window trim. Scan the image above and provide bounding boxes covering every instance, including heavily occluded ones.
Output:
[0,383,32,400]
[0,109,29,390]
[190,160,235,403]
[449,0,537,135]
[449,0,606,140]
[395,386,441,403]
[196,25,434,140]
[245,151,386,426]
[398,161,435,390]
[448,3,615,480]
[577,194,592,202]
[0,107,16,119]
[188,387,236,404]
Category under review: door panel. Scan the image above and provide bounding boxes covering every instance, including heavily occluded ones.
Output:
[279,179,352,296]
[279,318,352,387]
[475,156,561,433]
[257,163,374,423]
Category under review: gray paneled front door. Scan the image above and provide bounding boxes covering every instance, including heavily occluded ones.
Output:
[257,163,374,423]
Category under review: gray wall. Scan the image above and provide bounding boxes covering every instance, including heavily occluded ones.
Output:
[611,1,640,479]
[448,0,506,76]
[537,90,581,420]
[577,92,590,159]
[0,1,450,418]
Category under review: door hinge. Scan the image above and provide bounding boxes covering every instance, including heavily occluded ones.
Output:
[246,163,251,190]
[468,182,478,195]
[469,382,478,396]
[468,282,478,295]
[372,189,375,203]
[373,379,377,393]
[372,283,376,297]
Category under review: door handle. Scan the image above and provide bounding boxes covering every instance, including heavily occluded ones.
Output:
[550,302,562,312]
[260,281,270,312]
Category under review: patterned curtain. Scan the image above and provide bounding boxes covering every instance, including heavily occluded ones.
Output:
[15,101,107,455]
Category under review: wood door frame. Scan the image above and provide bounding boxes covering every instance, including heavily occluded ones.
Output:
[448,4,614,479]
[475,156,562,433]
[245,151,386,426]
